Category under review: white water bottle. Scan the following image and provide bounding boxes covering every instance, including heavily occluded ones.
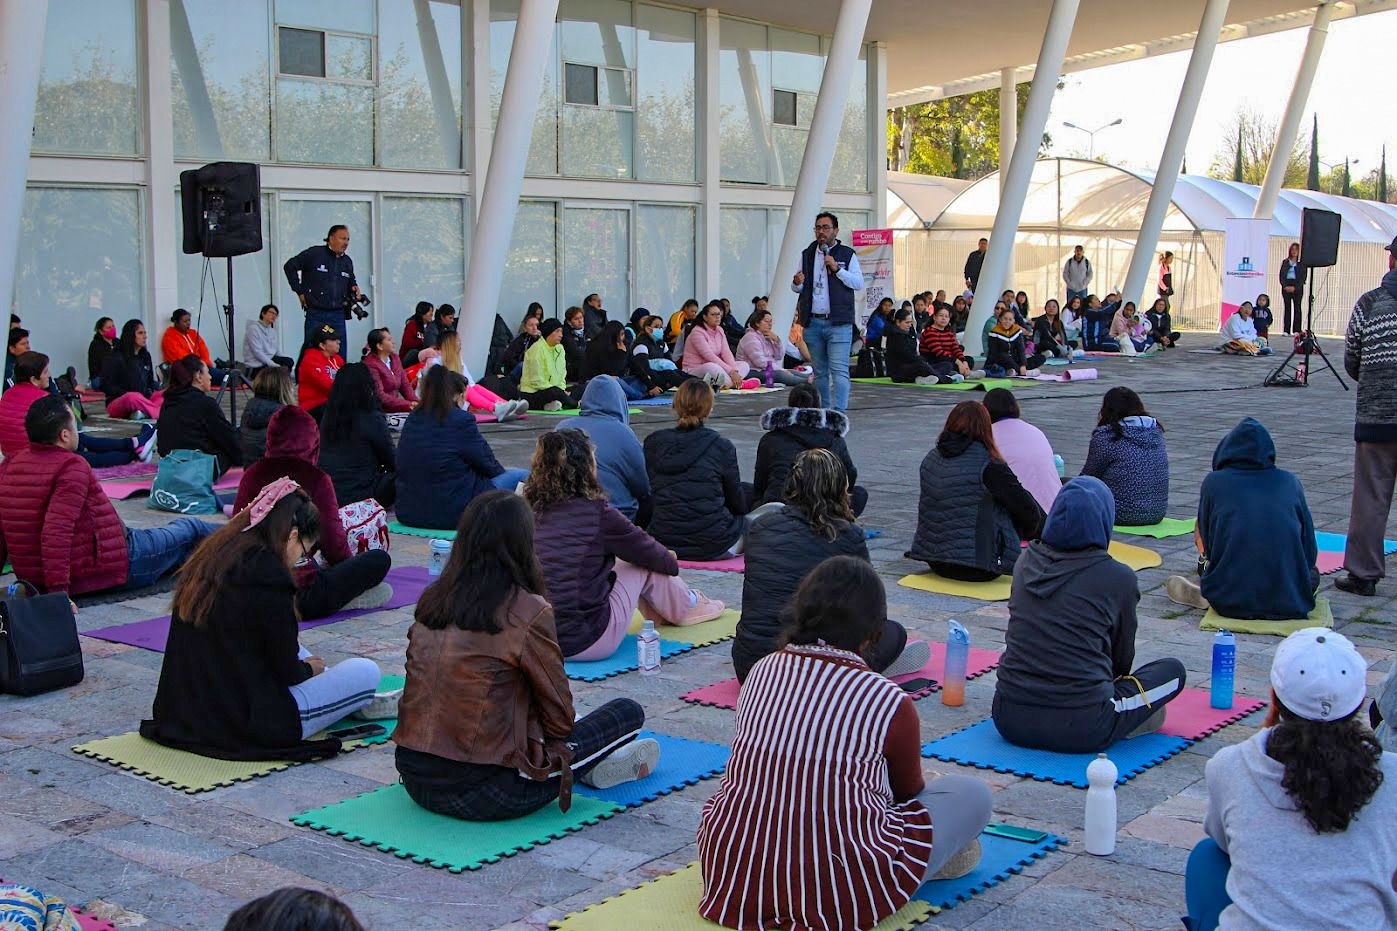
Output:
[637,620,661,676]
[1084,753,1118,856]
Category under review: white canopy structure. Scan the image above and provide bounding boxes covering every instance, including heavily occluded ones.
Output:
[890,158,1397,335]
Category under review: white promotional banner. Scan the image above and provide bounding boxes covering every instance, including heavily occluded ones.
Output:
[852,228,894,327]
[1221,218,1270,326]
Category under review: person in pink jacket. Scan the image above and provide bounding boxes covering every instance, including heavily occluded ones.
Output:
[682,301,753,389]
[983,387,1060,513]
[737,309,811,387]
[362,328,417,413]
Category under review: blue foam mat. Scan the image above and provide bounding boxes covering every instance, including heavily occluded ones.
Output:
[914,829,1068,909]
[564,639,695,681]
[1314,530,1397,554]
[574,731,729,808]
[629,395,676,406]
[865,529,882,540]
[921,719,1191,788]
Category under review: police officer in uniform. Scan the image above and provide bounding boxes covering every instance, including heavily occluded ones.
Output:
[283,224,362,352]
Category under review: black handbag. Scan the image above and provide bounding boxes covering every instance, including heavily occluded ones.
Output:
[0,581,84,696]
[854,346,887,379]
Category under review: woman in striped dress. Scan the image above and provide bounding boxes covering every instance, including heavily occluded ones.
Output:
[698,556,993,930]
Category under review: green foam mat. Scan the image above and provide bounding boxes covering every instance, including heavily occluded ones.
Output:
[387,521,456,540]
[852,376,1014,392]
[290,783,622,872]
[1200,596,1332,635]
[1114,517,1196,539]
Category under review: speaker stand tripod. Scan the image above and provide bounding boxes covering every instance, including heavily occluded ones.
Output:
[1263,289,1349,390]
[211,256,255,426]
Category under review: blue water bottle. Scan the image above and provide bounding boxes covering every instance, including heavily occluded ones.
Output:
[1053,454,1065,478]
[1210,630,1235,710]
[942,620,969,706]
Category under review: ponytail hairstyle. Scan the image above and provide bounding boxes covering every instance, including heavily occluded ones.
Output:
[778,556,886,655]
[168,354,207,390]
[782,449,854,542]
[672,378,713,429]
[1266,697,1385,833]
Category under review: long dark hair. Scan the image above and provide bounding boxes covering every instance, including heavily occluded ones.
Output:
[223,888,365,931]
[366,327,392,355]
[1098,386,1161,438]
[320,362,382,444]
[410,301,434,328]
[585,320,626,376]
[523,430,606,511]
[744,308,771,331]
[940,400,1004,461]
[1267,698,1385,833]
[779,556,886,654]
[415,491,545,634]
[417,365,467,422]
[117,319,146,358]
[783,449,854,542]
[172,491,321,628]
[167,354,206,390]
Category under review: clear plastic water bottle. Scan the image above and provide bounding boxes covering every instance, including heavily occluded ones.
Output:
[428,538,452,577]
[1053,454,1065,478]
[942,620,969,706]
[1084,753,1118,856]
[763,360,774,388]
[638,620,661,676]
[1210,630,1236,709]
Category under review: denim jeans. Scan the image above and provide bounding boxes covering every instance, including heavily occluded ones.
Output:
[77,432,136,468]
[303,308,347,353]
[491,468,529,492]
[124,518,218,589]
[618,376,649,401]
[803,317,853,412]
[1182,837,1232,930]
[1066,288,1088,304]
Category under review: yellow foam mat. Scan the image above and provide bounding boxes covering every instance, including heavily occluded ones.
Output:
[1109,540,1163,571]
[629,609,740,647]
[550,862,936,930]
[1200,597,1332,636]
[898,570,1012,601]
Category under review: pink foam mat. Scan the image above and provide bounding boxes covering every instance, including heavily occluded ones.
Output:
[91,461,159,479]
[76,912,118,931]
[1158,688,1266,740]
[676,554,745,572]
[1317,551,1344,575]
[680,641,1004,710]
[100,467,243,500]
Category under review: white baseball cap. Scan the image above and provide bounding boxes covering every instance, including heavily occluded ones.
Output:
[1270,628,1367,722]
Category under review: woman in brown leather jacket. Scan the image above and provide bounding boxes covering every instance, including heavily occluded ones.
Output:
[392,490,661,821]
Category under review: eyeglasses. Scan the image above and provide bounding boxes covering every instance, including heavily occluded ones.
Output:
[813,224,834,231]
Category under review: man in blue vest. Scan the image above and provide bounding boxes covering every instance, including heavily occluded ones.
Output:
[282,224,361,353]
[790,212,864,412]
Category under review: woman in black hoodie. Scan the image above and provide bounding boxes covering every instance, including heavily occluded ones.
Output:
[1031,300,1073,358]
[628,315,693,393]
[240,366,294,464]
[583,321,650,400]
[753,383,867,515]
[156,355,242,475]
[885,309,952,384]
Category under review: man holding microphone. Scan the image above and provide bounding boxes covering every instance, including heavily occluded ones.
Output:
[283,224,366,353]
[790,212,863,413]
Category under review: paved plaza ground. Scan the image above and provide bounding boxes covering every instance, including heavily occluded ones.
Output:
[1,337,1391,930]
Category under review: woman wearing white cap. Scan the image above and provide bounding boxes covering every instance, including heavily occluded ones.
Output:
[1183,628,1397,930]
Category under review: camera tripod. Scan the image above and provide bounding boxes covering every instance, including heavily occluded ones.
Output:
[1263,288,1349,391]
[210,256,254,425]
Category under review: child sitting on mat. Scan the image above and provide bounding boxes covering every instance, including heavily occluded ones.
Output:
[1165,417,1319,621]
[393,490,662,821]
[993,477,1186,753]
[526,429,723,662]
[700,556,993,930]
[734,449,928,683]
[143,480,383,761]
[1184,629,1397,931]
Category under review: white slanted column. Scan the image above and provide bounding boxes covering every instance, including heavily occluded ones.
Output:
[0,0,48,317]
[962,0,1078,357]
[767,0,873,342]
[698,8,721,301]
[459,0,559,374]
[1254,2,1334,221]
[170,0,222,159]
[1119,0,1230,311]
[999,67,1017,195]
[466,0,492,220]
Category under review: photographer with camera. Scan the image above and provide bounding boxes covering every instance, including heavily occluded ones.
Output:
[283,225,369,355]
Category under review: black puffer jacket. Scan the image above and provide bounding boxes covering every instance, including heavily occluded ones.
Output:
[156,384,242,473]
[752,407,857,505]
[644,425,749,560]
[239,397,284,465]
[319,410,396,507]
[733,506,868,681]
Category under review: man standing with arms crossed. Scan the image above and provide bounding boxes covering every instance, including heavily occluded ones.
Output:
[791,212,863,413]
[1337,236,1397,596]
[964,237,988,293]
[1063,244,1093,304]
[283,225,363,354]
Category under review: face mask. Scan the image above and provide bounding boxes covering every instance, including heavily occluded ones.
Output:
[651,327,664,340]
[102,327,116,339]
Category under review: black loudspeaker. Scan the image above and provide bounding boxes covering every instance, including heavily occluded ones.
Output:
[1299,207,1340,268]
[180,162,262,258]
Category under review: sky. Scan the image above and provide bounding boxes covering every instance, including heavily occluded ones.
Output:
[1042,7,1396,181]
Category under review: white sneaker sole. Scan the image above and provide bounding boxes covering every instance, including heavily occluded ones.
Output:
[582,737,660,789]
[353,687,403,721]
[882,639,932,679]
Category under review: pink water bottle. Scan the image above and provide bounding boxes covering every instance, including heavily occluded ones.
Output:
[763,360,774,388]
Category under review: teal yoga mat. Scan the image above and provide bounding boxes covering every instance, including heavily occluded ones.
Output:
[387,521,455,540]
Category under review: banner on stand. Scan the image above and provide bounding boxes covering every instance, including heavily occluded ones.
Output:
[852,229,895,327]
[1221,218,1270,326]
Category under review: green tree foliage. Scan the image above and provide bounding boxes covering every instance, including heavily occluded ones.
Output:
[1207,107,1308,188]
[887,84,1048,180]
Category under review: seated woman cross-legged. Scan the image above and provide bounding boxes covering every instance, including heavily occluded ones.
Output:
[993,477,1186,754]
[886,308,955,384]
[526,429,723,662]
[737,308,810,387]
[362,328,418,413]
[734,449,928,683]
[1081,387,1169,527]
[919,304,979,378]
[700,556,994,930]
[100,319,164,420]
[318,363,397,510]
[393,491,663,822]
[0,351,153,466]
[156,354,243,476]
[906,401,1045,582]
[983,387,1060,514]
[240,366,294,465]
[395,366,529,530]
[753,383,867,515]
[582,320,650,401]
[142,480,383,761]
[520,319,576,412]
[681,301,752,389]
[983,303,1046,377]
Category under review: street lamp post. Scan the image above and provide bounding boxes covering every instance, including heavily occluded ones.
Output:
[1062,118,1123,161]
[1318,157,1360,196]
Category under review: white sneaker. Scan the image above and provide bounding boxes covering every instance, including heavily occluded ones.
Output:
[138,429,159,462]
[511,399,530,418]
[965,370,986,379]
[493,400,514,422]
[353,687,403,721]
[1023,368,1041,378]
[949,374,965,383]
[544,400,563,412]
[915,375,940,385]
[882,639,932,679]
[1165,575,1210,610]
[580,737,661,789]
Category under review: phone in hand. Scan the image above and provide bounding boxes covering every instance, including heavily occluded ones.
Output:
[328,723,386,740]
[899,677,937,693]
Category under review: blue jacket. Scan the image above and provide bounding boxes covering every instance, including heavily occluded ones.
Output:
[1081,416,1169,526]
[1199,418,1318,620]
[283,244,357,312]
[555,376,650,520]
[797,240,857,326]
[395,406,504,530]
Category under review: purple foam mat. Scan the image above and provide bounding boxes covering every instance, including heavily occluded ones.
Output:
[82,565,431,652]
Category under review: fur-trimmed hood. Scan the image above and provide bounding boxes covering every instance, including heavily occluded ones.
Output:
[760,406,850,437]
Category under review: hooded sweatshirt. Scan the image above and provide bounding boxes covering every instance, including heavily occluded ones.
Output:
[1221,310,1259,345]
[752,406,858,506]
[1198,417,1317,620]
[1081,415,1168,526]
[1343,268,1397,442]
[996,477,1141,709]
[555,377,649,519]
[1203,728,1397,930]
[644,424,748,560]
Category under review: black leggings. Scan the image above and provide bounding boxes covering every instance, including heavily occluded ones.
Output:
[521,387,575,410]
[929,561,1000,583]
[295,550,391,620]
[733,618,907,683]
[889,359,938,383]
[1282,290,1304,332]
[992,658,1187,754]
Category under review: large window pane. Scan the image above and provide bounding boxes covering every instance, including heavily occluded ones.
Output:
[829,45,869,193]
[174,193,274,362]
[34,0,140,156]
[636,205,694,317]
[275,79,375,165]
[172,0,272,161]
[563,207,629,315]
[14,187,143,376]
[380,197,467,328]
[497,201,558,319]
[636,5,695,183]
[559,0,634,179]
[718,19,771,185]
[720,207,769,308]
[277,199,375,352]
[491,2,559,175]
[378,0,464,169]
[275,0,374,33]
[770,28,821,186]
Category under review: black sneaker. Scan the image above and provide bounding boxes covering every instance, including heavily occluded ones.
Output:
[1334,574,1377,597]
[55,367,78,398]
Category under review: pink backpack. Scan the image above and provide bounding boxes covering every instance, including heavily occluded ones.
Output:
[339,499,389,554]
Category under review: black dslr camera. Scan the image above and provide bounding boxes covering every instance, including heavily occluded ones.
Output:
[345,292,372,321]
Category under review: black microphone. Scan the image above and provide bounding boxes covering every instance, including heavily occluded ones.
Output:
[819,243,828,255]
